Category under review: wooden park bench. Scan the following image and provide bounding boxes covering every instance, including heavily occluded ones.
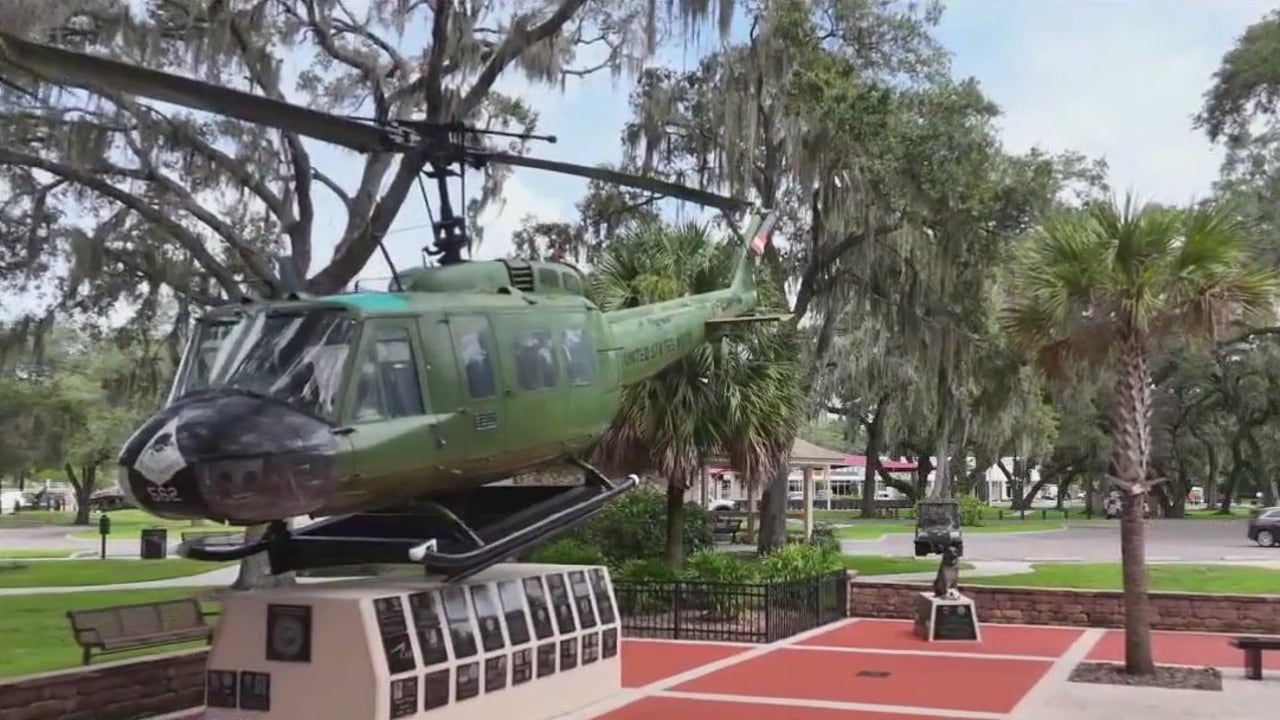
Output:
[67,597,215,665]
[1230,635,1280,680]
[712,515,745,544]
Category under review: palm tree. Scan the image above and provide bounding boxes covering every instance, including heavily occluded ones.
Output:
[591,219,803,566]
[1000,196,1278,674]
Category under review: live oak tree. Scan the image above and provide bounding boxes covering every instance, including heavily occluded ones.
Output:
[1000,197,1279,675]
[0,0,739,329]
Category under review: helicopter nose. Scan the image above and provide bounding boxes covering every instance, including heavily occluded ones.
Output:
[117,393,340,523]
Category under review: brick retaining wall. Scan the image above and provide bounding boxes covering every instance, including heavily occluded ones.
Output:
[0,649,208,720]
[848,580,1280,634]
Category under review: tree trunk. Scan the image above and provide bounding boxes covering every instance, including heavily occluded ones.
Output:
[756,462,789,555]
[64,463,94,525]
[860,397,889,519]
[1111,331,1155,676]
[664,480,685,567]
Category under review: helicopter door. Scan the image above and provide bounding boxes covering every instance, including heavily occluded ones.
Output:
[446,314,507,450]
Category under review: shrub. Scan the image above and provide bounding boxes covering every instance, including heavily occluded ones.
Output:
[568,487,713,564]
[682,551,758,619]
[611,558,679,616]
[957,494,987,526]
[757,543,844,581]
[525,538,608,566]
[683,550,758,583]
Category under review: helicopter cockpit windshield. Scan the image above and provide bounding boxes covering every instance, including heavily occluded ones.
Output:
[169,308,357,421]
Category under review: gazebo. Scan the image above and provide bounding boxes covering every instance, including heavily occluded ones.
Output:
[705,437,851,542]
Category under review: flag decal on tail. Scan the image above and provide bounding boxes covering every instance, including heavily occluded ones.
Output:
[750,233,768,255]
[748,212,778,256]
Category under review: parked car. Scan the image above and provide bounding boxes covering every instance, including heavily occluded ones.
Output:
[1246,506,1280,547]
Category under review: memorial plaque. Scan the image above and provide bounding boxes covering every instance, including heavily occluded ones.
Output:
[470,585,506,653]
[581,632,599,664]
[568,570,597,629]
[206,670,237,708]
[456,661,480,701]
[409,591,450,666]
[239,671,271,711]
[558,637,578,671]
[602,627,618,658]
[389,676,418,719]
[511,647,533,685]
[522,576,555,640]
[422,669,450,711]
[484,655,508,693]
[265,603,312,663]
[498,580,531,646]
[545,573,577,634]
[536,642,556,678]
[441,586,478,659]
[374,596,417,674]
[589,568,617,624]
[933,602,979,641]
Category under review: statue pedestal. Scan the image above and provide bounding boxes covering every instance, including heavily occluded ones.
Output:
[912,591,981,642]
[203,563,622,720]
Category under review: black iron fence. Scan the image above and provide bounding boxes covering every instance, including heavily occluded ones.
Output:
[613,571,849,643]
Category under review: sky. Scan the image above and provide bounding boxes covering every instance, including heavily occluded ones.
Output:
[338,0,1280,286]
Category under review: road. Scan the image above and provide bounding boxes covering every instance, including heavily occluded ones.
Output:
[840,518,1279,562]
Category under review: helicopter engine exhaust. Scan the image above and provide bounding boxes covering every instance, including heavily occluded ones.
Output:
[116,390,341,524]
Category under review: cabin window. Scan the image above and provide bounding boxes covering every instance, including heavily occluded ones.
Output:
[513,329,558,390]
[537,268,561,289]
[352,325,426,422]
[456,329,497,399]
[563,273,582,294]
[561,328,594,385]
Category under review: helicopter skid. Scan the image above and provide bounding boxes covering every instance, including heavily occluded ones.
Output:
[180,461,638,582]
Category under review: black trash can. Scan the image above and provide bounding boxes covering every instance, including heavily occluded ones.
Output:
[140,527,168,560]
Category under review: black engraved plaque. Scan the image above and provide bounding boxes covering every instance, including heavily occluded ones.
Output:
[206,670,237,708]
[389,676,418,719]
[470,585,505,653]
[484,655,508,693]
[422,669,450,711]
[511,647,533,685]
[545,573,577,634]
[498,580,531,646]
[409,592,450,666]
[455,661,480,701]
[265,603,312,662]
[441,586,478,658]
[582,633,600,664]
[933,603,979,641]
[589,568,617,624]
[559,637,578,671]
[374,596,417,674]
[536,642,556,678]
[602,627,618,658]
[239,671,271,711]
[568,570,597,629]
[522,576,555,640]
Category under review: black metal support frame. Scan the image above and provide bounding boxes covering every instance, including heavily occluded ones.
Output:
[181,460,637,582]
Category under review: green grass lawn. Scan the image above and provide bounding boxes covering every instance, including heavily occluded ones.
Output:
[0,510,74,528]
[970,562,1280,595]
[0,558,232,589]
[839,554,972,576]
[832,520,1064,540]
[67,510,212,540]
[0,587,217,678]
[0,549,73,559]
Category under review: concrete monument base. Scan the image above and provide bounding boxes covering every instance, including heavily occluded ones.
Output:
[913,591,981,642]
[203,563,622,719]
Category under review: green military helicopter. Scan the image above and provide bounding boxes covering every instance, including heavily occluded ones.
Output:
[0,32,781,581]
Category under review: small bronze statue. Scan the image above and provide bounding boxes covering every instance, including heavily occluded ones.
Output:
[931,543,961,599]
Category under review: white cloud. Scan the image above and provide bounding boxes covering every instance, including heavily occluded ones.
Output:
[942,1,1278,203]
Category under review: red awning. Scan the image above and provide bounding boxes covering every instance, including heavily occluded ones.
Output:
[842,455,918,471]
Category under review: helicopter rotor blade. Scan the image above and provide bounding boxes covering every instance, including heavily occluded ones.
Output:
[478,151,750,214]
[0,31,394,154]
